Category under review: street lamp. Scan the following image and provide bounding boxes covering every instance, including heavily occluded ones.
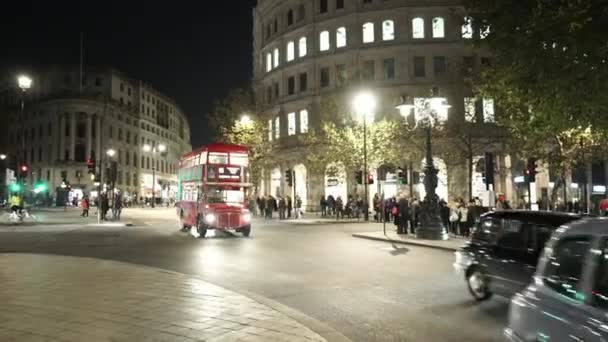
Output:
[142,143,167,208]
[0,154,6,160]
[396,87,451,240]
[18,75,32,91]
[240,114,253,126]
[106,149,116,158]
[16,75,32,196]
[353,91,376,221]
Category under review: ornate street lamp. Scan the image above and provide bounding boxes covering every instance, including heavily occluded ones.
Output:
[353,91,376,221]
[16,75,32,195]
[396,87,451,240]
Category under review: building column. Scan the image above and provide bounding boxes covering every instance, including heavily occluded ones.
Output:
[503,154,514,204]
[85,114,92,160]
[59,113,66,161]
[69,112,76,161]
[95,115,101,162]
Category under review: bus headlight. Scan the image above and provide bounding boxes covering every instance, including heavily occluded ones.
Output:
[243,213,251,223]
[205,213,216,223]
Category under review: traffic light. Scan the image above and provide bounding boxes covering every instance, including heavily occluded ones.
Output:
[397,167,408,185]
[285,169,293,187]
[9,183,21,192]
[87,158,96,174]
[34,180,47,193]
[525,158,537,183]
[367,174,374,185]
[355,170,363,185]
[19,165,28,179]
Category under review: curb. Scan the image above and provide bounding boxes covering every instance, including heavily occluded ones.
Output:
[352,233,459,252]
[1,252,352,342]
[0,222,134,228]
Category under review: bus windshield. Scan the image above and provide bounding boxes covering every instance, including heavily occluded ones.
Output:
[205,186,244,205]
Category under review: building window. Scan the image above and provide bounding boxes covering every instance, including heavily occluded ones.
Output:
[463,56,475,75]
[274,117,280,139]
[382,20,395,41]
[336,0,344,9]
[320,0,328,13]
[462,17,473,39]
[299,37,307,57]
[266,86,272,103]
[336,64,347,86]
[288,112,296,136]
[273,18,278,33]
[266,53,272,72]
[300,110,309,133]
[320,31,330,51]
[432,17,445,38]
[464,98,476,122]
[126,150,130,166]
[433,56,447,76]
[336,27,347,48]
[383,58,395,80]
[414,56,426,77]
[287,41,295,61]
[287,9,294,26]
[362,22,375,43]
[362,60,375,80]
[412,17,425,39]
[127,87,132,96]
[483,98,495,122]
[288,76,296,95]
[320,67,330,88]
[268,120,273,141]
[299,73,308,92]
[480,25,490,39]
[273,48,279,68]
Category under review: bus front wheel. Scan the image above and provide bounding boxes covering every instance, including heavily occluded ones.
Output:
[242,225,251,237]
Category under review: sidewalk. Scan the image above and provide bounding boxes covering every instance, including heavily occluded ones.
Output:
[352,230,467,252]
[0,254,333,342]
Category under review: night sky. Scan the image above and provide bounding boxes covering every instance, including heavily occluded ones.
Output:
[0,1,258,147]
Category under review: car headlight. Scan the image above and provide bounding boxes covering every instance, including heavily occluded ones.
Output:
[243,213,251,223]
[205,213,216,223]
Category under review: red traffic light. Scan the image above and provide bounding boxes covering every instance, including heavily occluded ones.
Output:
[86,158,93,166]
[20,165,28,172]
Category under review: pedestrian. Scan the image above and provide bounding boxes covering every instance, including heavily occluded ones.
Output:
[320,196,328,217]
[80,195,89,218]
[458,200,469,237]
[439,198,449,229]
[397,195,410,234]
[410,197,419,234]
[355,195,363,220]
[286,196,293,218]
[259,196,266,218]
[327,195,335,216]
[101,193,109,220]
[449,203,460,235]
[335,196,343,219]
[278,196,286,219]
[373,193,380,221]
[295,195,302,219]
[113,192,123,220]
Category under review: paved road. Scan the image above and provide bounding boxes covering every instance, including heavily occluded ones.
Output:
[0,210,508,341]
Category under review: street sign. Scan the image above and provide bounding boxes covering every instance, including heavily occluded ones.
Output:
[327,178,339,187]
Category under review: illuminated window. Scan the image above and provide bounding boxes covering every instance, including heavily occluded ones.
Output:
[288,112,296,135]
[464,98,476,122]
[268,120,273,141]
[320,30,330,51]
[273,48,279,68]
[362,22,374,43]
[274,117,280,139]
[432,17,445,38]
[299,37,307,57]
[483,98,495,122]
[382,20,394,41]
[462,17,473,39]
[287,41,295,61]
[412,17,424,39]
[300,110,309,133]
[480,25,490,39]
[266,53,272,72]
[336,27,347,48]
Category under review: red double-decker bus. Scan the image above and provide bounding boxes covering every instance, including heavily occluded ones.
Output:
[177,143,252,238]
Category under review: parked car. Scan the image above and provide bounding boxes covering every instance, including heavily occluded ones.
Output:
[504,217,608,342]
[454,210,583,301]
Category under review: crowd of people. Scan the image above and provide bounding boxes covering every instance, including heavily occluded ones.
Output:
[254,195,303,219]
[319,194,365,219]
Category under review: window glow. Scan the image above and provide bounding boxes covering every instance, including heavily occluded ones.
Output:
[266,53,272,72]
[300,110,309,133]
[382,20,394,41]
[362,22,374,43]
[320,30,330,51]
[287,41,295,61]
[464,97,476,122]
[483,98,495,122]
[299,37,307,57]
[432,17,445,38]
[287,112,296,135]
[336,27,347,48]
[462,17,473,39]
[412,17,424,39]
[273,48,279,68]
[274,117,280,139]
[480,25,490,39]
[268,120,273,141]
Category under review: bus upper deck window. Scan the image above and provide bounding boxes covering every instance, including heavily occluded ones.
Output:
[208,153,228,164]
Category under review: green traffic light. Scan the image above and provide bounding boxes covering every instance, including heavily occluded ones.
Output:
[9,183,21,192]
[35,183,48,192]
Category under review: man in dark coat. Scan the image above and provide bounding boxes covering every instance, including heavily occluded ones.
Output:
[397,196,410,234]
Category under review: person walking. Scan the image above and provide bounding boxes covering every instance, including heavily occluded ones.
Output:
[266,195,275,219]
[410,198,419,234]
[397,195,410,234]
[286,196,293,218]
[320,196,328,217]
[294,195,302,219]
[80,195,89,218]
[373,193,380,222]
[259,196,266,218]
[458,201,469,237]
[327,195,335,216]
[113,192,123,221]
[335,196,343,219]
[449,203,460,235]
[278,196,286,220]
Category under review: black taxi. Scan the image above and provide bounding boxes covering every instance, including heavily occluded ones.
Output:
[453,210,583,301]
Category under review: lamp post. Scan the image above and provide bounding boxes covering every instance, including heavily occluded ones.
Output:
[396,87,451,240]
[17,75,32,195]
[353,91,376,221]
[143,143,167,208]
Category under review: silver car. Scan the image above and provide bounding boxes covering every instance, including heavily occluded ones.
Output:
[504,218,608,342]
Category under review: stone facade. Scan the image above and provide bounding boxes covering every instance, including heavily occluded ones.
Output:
[0,66,191,203]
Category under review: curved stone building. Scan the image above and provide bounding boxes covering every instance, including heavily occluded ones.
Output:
[0,66,191,204]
